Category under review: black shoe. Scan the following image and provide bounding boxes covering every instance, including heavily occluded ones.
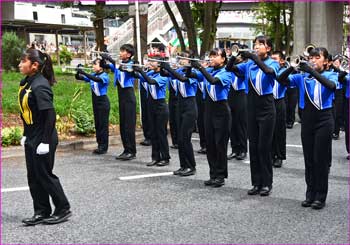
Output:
[43,210,72,225]
[273,159,283,168]
[140,139,151,146]
[286,123,293,129]
[179,168,196,177]
[119,153,136,161]
[93,148,107,155]
[227,152,237,160]
[156,159,170,166]
[212,178,225,188]
[197,148,207,154]
[260,186,272,196]
[204,178,215,186]
[332,133,339,140]
[22,214,50,226]
[247,186,261,195]
[236,152,247,160]
[170,144,179,149]
[311,200,325,210]
[115,152,126,160]
[146,160,159,167]
[347,155,349,160]
[173,167,186,175]
[301,199,313,207]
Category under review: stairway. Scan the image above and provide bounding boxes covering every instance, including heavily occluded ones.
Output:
[107,2,181,54]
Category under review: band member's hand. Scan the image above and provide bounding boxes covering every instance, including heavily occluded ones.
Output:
[132,65,142,72]
[191,60,202,69]
[160,61,171,70]
[36,143,49,155]
[75,73,84,80]
[240,51,253,59]
[299,61,313,73]
[101,53,112,61]
[20,136,26,147]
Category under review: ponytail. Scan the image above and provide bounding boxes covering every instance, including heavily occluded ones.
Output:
[21,49,57,86]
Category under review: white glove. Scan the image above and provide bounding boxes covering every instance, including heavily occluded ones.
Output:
[36,143,49,155]
[20,136,27,146]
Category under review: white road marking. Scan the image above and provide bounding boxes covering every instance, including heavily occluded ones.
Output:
[119,172,174,180]
[2,186,29,193]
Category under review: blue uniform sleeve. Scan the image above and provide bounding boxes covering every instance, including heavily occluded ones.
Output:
[326,71,339,87]
[108,63,116,73]
[215,70,232,87]
[100,72,109,85]
[267,59,280,78]
[288,74,303,88]
[236,60,253,76]
[82,74,91,83]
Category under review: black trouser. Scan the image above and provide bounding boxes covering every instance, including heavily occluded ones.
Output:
[168,87,178,146]
[117,84,136,154]
[204,98,231,179]
[92,93,110,151]
[248,89,276,187]
[25,133,70,216]
[272,98,286,160]
[228,89,247,154]
[285,87,298,125]
[345,98,349,154]
[140,87,151,140]
[301,101,333,203]
[196,89,206,149]
[177,96,198,169]
[148,98,170,161]
[332,89,345,135]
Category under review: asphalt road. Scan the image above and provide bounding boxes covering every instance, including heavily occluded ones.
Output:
[1,123,349,244]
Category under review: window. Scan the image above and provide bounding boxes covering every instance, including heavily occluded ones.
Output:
[61,14,66,24]
[33,12,38,21]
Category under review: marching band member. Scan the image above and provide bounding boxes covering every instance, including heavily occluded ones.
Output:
[75,59,110,154]
[195,64,207,155]
[133,56,171,167]
[18,49,71,225]
[168,63,179,149]
[226,45,248,161]
[277,47,338,209]
[271,51,288,168]
[190,48,232,187]
[101,44,137,161]
[227,35,279,196]
[139,68,152,146]
[160,51,198,176]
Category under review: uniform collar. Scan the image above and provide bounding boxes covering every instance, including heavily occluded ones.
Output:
[25,72,41,85]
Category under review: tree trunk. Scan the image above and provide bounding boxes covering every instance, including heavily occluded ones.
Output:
[93,1,106,51]
[175,1,198,56]
[163,1,186,52]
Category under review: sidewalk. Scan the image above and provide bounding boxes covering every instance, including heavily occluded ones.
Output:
[2,130,144,159]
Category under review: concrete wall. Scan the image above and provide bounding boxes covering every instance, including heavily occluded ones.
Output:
[294,2,344,56]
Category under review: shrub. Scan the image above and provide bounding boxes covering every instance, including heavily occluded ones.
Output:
[1,127,23,147]
[71,103,95,135]
[59,45,73,65]
[2,32,26,71]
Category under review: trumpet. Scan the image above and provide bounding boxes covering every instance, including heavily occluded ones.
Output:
[143,55,178,69]
[340,58,349,73]
[91,50,119,59]
[176,55,210,66]
[61,65,93,74]
[119,63,149,72]
[303,43,316,58]
[231,44,255,57]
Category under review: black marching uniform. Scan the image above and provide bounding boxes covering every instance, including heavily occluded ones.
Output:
[195,80,207,153]
[139,77,152,144]
[168,78,179,148]
[19,73,70,221]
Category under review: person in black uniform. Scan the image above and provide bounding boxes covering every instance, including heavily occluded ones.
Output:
[134,56,171,166]
[168,64,179,149]
[101,44,136,160]
[18,49,71,225]
[278,47,338,209]
[191,48,232,187]
[75,59,110,154]
[227,36,279,196]
[195,64,207,155]
[160,51,198,176]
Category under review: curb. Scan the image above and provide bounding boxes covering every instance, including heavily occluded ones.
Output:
[2,131,144,159]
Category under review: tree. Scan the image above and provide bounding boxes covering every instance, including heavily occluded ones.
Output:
[253,2,294,55]
[164,1,221,57]
[2,32,25,71]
